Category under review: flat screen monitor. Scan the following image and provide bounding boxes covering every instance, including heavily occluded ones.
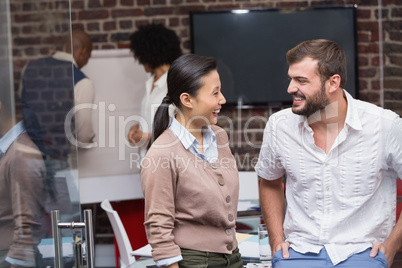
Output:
[190,6,358,106]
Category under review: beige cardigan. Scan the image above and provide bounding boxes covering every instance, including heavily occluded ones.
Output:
[141,125,239,261]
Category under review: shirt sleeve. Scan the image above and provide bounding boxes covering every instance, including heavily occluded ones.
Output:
[74,78,96,145]
[140,148,182,261]
[386,117,402,179]
[155,255,183,267]
[254,115,286,180]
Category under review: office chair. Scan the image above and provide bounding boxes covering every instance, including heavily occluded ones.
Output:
[101,199,137,267]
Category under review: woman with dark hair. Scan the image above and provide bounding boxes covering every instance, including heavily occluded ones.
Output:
[128,23,182,156]
[141,54,243,268]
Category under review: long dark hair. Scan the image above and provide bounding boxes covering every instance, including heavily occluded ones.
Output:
[148,54,217,149]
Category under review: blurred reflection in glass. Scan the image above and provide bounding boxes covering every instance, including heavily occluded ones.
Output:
[0,102,47,268]
[20,30,94,222]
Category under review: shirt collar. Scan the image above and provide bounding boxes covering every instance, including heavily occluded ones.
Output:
[145,72,168,94]
[169,117,216,150]
[52,51,78,67]
[0,121,26,155]
[297,89,362,131]
[343,90,362,130]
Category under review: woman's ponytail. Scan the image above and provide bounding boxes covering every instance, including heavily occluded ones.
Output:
[148,96,172,149]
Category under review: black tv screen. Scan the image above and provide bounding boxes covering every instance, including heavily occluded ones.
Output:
[190,6,358,106]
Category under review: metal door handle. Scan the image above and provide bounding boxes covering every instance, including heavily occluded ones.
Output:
[51,209,95,268]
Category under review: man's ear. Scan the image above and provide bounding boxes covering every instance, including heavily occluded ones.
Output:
[328,74,341,93]
[180,93,193,109]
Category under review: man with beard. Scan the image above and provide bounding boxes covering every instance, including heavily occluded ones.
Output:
[255,39,402,268]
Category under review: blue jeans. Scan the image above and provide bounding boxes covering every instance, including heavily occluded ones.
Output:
[272,248,388,268]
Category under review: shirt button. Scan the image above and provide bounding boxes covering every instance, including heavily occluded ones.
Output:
[326,186,330,191]
[211,162,218,169]
[226,196,231,203]
[225,228,232,236]
[218,178,225,186]
[226,243,233,251]
[228,213,234,222]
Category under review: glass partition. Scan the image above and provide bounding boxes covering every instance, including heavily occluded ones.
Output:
[1,0,85,267]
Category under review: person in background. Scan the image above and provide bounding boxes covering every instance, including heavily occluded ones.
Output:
[127,23,182,157]
[0,98,47,268]
[20,29,95,220]
[141,54,243,268]
[255,39,402,268]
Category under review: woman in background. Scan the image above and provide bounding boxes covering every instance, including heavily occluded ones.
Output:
[141,54,243,268]
[128,23,182,157]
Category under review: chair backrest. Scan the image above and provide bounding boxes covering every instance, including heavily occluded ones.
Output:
[101,200,136,267]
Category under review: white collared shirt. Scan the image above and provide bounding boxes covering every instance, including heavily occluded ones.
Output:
[255,90,402,265]
[169,117,218,163]
[0,121,25,156]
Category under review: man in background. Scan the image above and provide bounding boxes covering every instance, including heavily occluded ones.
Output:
[256,39,402,267]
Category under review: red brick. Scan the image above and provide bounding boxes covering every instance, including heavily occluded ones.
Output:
[120,20,133,29]
[358,56,369,66]
[135,20,150,28]
[24,47,36,56]
[88,0,102,8]
[389,55,402,66]
[121,0,135,5]
[14,14,42,23]
[276,1,308,8]
[384,66,402,77]
[357,32,371,42]
[371,80,381,90]
[181,17,189,26]
[153,0,167,4]
[144,6,174,16]
[79,10,109,20]
[358,43,379,54]
[22,2,37,11]
[358,79,368,90]
[176,5,205,15]
[14,37,42,46]
[103,21,117,31]
[391,7,402,17]
[384,43,402,55]
[359,67,377,78]
[71,0,84,9]
[111,9,143,18]
[137,0,151,6]
[152,18,166,25]
[359,91,380,104]
[104,0,117,7]
[357,9,371,19]
[357,21,379,32]
[389,31,402,42]
[384,79,402,90]
[169,17,180,27]
[87,22,100,31]
[72,23,85,31]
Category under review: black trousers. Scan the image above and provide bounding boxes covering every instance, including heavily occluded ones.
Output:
[179,247,243,268]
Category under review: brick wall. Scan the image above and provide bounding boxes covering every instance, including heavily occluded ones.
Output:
[9,0,402,171]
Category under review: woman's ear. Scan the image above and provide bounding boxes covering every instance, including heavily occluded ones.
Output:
[180,93,193,109]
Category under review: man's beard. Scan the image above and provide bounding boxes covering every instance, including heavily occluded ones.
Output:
[292,82,329,117]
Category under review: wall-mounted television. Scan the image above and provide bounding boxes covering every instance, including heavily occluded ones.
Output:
[190,6,358,106]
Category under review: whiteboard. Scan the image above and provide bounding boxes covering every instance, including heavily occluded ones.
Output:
[79,49,148,178]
